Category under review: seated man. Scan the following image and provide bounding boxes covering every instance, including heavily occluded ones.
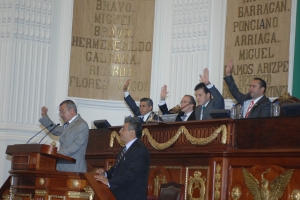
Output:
[123,79,161,123]
[224,59,271,118]
[159,68,224,121]
[159,92,196,121]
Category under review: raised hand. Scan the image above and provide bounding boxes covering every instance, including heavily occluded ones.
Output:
[123,79,130,92]
[41,106,48,117]
[199,68,209,85]
[225,59,233,76]
[160,85,168,100]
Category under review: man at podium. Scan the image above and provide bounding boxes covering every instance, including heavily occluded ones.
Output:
[39,100,89,172]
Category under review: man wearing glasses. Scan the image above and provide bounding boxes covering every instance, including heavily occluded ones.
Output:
[159,68,224,121]
[39,100,89,172]
[94,118,150,200]
[159,93,196,121]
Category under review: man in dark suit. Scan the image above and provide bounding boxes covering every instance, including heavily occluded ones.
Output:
[39,100,89,172]
[224,59,271,118]
[94,118,150,200]
[159,68,224,121]
[123,79,162,123]
[194,68,225,120]
[159,91,196,121]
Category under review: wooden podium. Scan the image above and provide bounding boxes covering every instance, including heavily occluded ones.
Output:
[2,144,116,200]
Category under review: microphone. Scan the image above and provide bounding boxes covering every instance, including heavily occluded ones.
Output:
[27,123,54,144]
[38,123,60,144]
[180,102,193,110]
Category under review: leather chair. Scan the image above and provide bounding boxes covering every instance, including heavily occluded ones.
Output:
[158,182,185,200]
[272,93,300,116]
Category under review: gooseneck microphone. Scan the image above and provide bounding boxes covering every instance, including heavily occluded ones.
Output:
[27,123,54,144]
[180,102,192,110]
[38,123,60,144]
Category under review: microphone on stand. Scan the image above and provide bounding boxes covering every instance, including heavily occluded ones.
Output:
[38,123,60,144]
[27,123,54,144]
[180,102,193,110]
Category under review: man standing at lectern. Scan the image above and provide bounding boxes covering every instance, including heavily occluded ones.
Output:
[94,117,150,200]
[39,100,89,172]
[224,59,271,118]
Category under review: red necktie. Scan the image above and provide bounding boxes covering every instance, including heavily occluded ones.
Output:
[245,100,254,118]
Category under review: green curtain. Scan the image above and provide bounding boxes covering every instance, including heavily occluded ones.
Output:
[293,1,300,99]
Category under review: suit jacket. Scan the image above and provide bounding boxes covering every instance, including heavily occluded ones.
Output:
[195,85,225,120]
[159,103,196,121]
[106,139,150,200]
[224,75,271,118]
[124,94,162,123]
[39,114,89,172]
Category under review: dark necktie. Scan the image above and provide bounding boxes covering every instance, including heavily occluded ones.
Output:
[63,122,69,129]
[200,106,205,120]
[116,146,127,166]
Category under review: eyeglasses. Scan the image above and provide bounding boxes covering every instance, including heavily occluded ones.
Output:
[59,109,68,115]
[180,101,192,104]
[120,127,132,131]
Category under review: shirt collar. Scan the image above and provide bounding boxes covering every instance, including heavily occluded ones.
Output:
[67,114,78,124]
[125,138,138,150]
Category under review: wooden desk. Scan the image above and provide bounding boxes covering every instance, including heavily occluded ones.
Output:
[86,117,300,200]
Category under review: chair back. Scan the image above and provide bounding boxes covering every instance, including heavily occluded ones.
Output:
[272,93,300,116]
[158,182,184,200]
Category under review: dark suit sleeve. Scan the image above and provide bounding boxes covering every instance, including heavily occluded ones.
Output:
[209,85,225,109]
[124,94,141,116]
[158,103,169,115]
[223,75,246,104]
[176,112,184,121]
[108,144,149,190]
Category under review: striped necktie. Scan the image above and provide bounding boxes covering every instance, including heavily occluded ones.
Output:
[116,146,127,166]
[245,100,254,118]
[63,122,69,129]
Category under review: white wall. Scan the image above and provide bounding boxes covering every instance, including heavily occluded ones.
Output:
[0,0,297,185]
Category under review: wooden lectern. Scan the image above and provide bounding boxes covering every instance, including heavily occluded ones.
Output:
[2,144,116,200]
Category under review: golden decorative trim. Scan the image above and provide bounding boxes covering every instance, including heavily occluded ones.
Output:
[110,125,227,150]
[188,171,206,200]
[39,178,45,185]
[214,164,221,200]
[292,189,300,200]
[84,186,95,200]
[278,92,294,100]
[51,141,56,147]
[48,195,66,200]
[186,166,210,200]
[2,195,10,200]
[35,190,47,197]
[72,180,79,188]
[242,168,294,199]
[153,175,167,196]
[13,192,32,200]
[231,187,242,200]
[68,191,90,199]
